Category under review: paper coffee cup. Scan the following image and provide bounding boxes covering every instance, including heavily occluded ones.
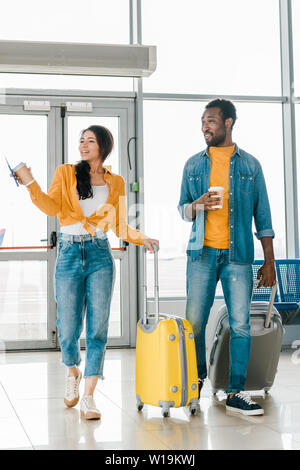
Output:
[12,162,34,185]
[209,186,224,209]
[12,162,26,173]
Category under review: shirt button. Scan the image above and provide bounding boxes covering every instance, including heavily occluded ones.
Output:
[230,241,233,244]
[229,192,232,195]
[230,209,233,212]
[230,225,233,229]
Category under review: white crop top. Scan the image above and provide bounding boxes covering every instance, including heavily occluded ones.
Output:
[60,184,109,235]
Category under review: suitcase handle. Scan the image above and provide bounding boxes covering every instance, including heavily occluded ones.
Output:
[251,279,277,328]
[143,243,159,325]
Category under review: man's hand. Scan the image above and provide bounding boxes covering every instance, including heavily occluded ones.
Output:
[258,237,276,288]
[256,261,276,288]
[196,191,222,211]
[185,191,222,219]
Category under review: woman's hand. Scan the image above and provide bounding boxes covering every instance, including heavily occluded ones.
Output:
[13,165,34,186]
[143,238,159,253]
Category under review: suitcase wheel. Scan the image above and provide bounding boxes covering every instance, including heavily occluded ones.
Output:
[161,406,170,418]
[136,397,144,412]
[189,399,199,415]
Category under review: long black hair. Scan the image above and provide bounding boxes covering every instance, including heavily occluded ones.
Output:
[75,125,114,200]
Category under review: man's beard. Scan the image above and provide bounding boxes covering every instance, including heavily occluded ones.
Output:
[206,130,227,146]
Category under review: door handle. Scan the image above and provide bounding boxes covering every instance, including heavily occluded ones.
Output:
[41,232,57,248]
[40,232,57,248]
[50,231,57,248]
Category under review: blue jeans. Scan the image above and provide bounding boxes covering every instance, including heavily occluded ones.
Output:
[186,247,252,393]
[54,233,115,378]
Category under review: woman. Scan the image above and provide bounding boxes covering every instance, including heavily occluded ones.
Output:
[15,125,159,420]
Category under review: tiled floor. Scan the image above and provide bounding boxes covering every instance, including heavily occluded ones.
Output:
[0,348,300,450]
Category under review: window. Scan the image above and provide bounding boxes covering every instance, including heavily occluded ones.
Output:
[0,261,47,341]
[143,100,285,296]
[143,100,202,296]
[0,0,132,91]
[232,103,285,259]
[0,0,129,44]
[142,0,281,95]
[0,114,47,247]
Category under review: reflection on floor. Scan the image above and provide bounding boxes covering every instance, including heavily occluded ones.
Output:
[0,349,300,450]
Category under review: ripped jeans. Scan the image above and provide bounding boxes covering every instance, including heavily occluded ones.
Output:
[186,247,252,393]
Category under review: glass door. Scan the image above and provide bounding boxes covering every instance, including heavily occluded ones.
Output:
[64,98,136,347]
[0,105,57,349]
[0,91,137,349]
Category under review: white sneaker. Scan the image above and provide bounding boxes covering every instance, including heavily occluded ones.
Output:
[64,370,82,408]
[80,395,101,420]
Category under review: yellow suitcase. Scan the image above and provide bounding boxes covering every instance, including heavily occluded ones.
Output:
[135,246,199,417]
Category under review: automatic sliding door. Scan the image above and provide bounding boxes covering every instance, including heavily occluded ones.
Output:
[66,110,132,345]
[0,94,136,350]
[0,112,56,348]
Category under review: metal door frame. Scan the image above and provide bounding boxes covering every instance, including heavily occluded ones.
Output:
[0,89,138,350]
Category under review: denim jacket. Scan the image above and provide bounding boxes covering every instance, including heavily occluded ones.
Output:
[178,144,275,264]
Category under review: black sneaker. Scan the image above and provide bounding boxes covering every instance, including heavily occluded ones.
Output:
[226,392,264,416]
[198,378,204,400]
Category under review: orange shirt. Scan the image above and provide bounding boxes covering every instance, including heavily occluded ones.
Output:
[27,164,147,246]
[204,145,235,249]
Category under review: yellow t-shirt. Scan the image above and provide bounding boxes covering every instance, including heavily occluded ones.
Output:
[204,144,235,249]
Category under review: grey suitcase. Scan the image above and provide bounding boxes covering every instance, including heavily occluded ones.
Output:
[208,281,283,393]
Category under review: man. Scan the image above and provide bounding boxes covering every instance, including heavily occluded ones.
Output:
[178,98,276,415]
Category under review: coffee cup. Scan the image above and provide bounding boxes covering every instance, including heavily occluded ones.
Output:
[12,162,33,185]
[13,162,26,173]
[209,186,224,209]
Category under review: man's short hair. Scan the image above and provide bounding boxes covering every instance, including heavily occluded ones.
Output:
[205,98,237,128]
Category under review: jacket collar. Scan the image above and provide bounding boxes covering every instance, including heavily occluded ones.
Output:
[103,165,112,183]
[204,143,240,157]
[103,165,112,174]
